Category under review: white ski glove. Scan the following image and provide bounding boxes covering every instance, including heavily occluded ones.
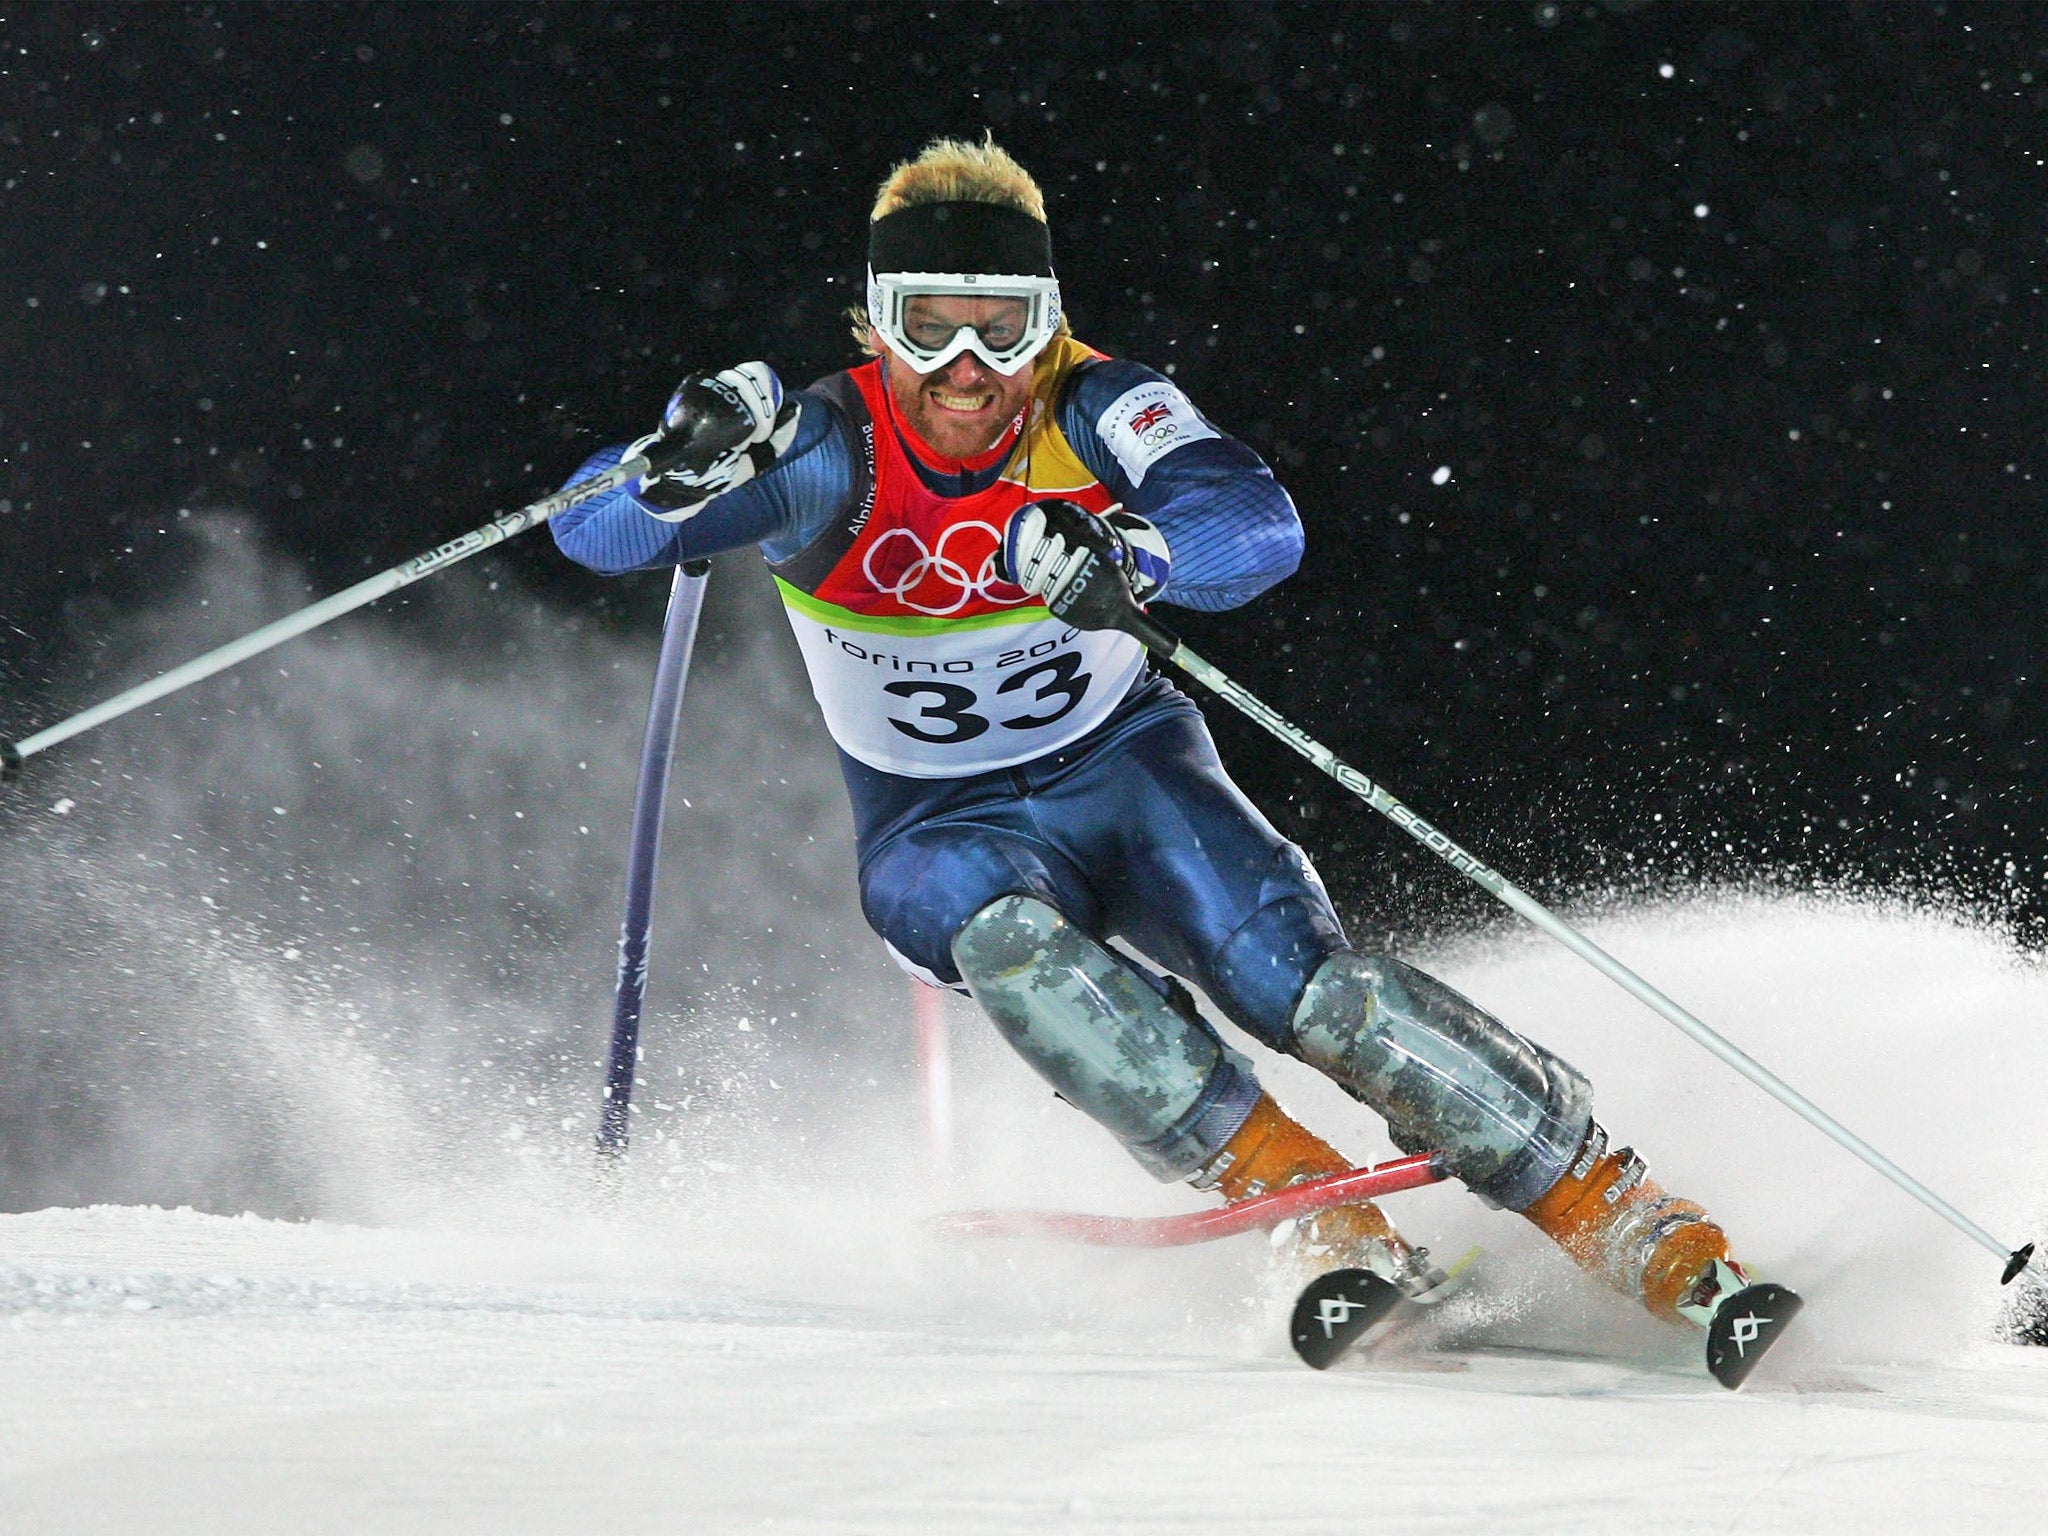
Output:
[1002,499,1172,610]
[629,361,801,522]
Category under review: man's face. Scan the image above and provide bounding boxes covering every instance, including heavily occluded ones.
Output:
[872,294,1036,458]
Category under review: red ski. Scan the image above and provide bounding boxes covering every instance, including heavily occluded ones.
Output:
[936,1152,1447,1249]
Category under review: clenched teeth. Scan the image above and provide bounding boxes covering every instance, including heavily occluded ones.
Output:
[931,391,995,412]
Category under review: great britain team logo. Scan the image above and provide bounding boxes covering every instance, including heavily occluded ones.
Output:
[861,521,1030,616]
[1128,402,1174,435]
[1098,381,1220,487]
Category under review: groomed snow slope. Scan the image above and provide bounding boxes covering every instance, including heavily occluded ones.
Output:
[2,1203,2043,1534]
[5,897,2046,1533]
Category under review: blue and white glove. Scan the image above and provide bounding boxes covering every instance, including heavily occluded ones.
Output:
[1002,500,1172,612]
[628,362,801,521]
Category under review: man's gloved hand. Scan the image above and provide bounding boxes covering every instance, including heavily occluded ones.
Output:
[628,362,801,521]
[1002,500,1171,624]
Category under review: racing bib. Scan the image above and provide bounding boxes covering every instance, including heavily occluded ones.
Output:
[778,579,1145,776]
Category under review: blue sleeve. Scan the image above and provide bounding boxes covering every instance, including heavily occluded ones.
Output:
[1058,359,1302,612]
[549,389,855,574]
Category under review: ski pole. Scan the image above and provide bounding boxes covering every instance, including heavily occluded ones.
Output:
[597,558,711,1163]
[0,440,698,782]
[1056,578,2037,1287]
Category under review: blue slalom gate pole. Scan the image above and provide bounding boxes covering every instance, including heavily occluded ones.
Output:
[597,559,711,1161]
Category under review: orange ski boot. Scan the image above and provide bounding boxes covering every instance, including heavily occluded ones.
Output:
[1203,1093,1441,1293]
[1519,1121,1751,1327]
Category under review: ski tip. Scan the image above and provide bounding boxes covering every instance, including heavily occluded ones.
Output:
[1289,1268,1406,1371]
[1705,1281,1804,1390]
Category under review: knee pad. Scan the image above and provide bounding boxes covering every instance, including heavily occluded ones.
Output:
[1288,951,1592,1211]
[951,895,1262,1182]
[1207,893,1349,1049]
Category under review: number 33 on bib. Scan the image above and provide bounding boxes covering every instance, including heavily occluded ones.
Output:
[776,578,1145,775]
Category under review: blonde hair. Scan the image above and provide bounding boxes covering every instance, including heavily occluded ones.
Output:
[869,133,1049,221]
[847,134,1070,356]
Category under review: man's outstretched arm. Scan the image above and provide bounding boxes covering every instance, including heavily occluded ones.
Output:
[1060,359,1303,612]
[551,365,854,574]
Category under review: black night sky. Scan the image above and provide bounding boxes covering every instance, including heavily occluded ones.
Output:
[5,0,2048,958]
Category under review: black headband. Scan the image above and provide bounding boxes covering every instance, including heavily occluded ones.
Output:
[867,201,1055,278]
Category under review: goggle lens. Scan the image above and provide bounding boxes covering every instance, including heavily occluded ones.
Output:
[901,302,1031,358]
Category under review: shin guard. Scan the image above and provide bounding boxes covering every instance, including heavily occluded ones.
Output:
[951,896,1262,1181]
[1287,951,1592,1211]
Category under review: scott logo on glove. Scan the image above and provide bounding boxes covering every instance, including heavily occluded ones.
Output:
[696,375,749,419]
[631,362,799,521]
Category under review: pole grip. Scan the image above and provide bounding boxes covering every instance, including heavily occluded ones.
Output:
[1,740,19,783]
[1040,542,1182,658]
[1123,607,1182,660]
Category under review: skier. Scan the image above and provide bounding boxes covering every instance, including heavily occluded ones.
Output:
[553,136,1771,1347]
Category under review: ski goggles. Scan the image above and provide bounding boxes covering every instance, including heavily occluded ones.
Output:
[865,269,1063,376]
[864,200,1062,376]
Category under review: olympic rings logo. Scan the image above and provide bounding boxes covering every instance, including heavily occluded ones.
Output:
[862,521,1029,616]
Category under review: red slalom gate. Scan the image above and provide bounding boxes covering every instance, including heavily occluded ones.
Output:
[936,1152,1448,1249]
[912,980,954,1176]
